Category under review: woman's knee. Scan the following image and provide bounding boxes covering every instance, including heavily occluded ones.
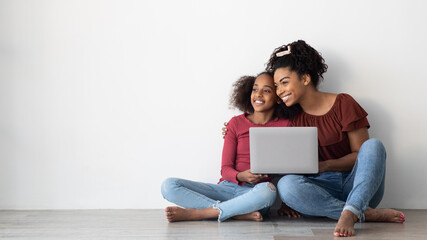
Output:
[362,138,386,156]
[278,175,303,191]
[277,175,306,200]
[360,138,387,164]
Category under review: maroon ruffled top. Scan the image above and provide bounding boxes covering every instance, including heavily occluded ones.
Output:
[292,93,370,162]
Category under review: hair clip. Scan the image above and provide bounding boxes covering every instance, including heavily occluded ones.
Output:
[276,45,291,57]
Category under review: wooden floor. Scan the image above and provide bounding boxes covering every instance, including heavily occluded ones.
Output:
[0,209,425,239]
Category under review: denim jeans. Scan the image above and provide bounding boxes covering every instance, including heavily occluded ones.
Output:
[161,178,277,222]
[277,138,386,222]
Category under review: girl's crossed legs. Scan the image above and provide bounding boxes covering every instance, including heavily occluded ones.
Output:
[161,178,276,222]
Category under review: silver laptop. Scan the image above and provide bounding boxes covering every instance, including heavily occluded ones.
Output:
[249,127,318,174]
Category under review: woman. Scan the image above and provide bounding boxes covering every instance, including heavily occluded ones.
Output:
[161,72,295,222]
[267,40,405,237]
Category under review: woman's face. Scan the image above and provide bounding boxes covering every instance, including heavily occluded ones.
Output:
[274,67,308,107]
[251,74,277,113]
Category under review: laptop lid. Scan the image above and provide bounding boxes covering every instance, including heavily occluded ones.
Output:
[249,127,318,174]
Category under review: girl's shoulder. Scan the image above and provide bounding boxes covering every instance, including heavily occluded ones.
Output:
[274,117,291,127]
[228,113,246,122]
[226,113,248,128]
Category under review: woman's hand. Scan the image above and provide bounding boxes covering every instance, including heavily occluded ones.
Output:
[278,202,301,218]
[318,160,330,173]
[222,122,228,139]
[236,170,268,185]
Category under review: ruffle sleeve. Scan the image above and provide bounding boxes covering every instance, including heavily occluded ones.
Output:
[339,93,370,132]
[292,93,370,147]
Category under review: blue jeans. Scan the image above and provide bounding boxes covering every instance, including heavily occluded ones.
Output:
[161,178,277,222]
[277,138,386,222]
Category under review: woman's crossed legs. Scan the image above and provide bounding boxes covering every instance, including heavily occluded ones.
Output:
[277,139,404,237]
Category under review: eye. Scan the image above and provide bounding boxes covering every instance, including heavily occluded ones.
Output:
[252,88,258,92]
[264,89,271,93]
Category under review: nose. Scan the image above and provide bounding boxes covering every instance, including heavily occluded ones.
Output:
[276,85,284,96]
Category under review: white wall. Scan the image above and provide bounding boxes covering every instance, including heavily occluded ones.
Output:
[1,0,426,209]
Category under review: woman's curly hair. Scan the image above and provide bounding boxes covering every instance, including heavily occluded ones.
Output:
[266,40,328,88]
[229,72,300,119]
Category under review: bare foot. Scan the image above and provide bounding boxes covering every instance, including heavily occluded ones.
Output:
[232,211,263,222]
[334,210,357,237]
[278,202,301,218]
[365,207,405,223]
[165,206,219,222]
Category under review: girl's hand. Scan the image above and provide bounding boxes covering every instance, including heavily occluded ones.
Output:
[222,122,228,139]
[237,169,268,185]
[278,202,301,218]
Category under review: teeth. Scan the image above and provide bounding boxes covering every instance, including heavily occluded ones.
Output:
[282,95,289,101]
[255,100,264,103]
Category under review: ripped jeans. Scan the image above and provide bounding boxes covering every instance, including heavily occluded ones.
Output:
[161,178,277,222]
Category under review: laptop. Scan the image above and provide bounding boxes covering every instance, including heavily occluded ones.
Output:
[249,127,318,174]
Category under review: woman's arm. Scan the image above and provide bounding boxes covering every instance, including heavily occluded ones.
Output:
[319,127,370,173]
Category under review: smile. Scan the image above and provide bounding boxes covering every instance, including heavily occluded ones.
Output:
[281,94,291,102]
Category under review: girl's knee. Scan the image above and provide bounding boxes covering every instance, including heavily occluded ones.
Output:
[255,182,277,205]
[161,177,180,199]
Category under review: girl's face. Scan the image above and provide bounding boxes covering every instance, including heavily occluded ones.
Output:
[274,67,309,107]
[251,74,277,113]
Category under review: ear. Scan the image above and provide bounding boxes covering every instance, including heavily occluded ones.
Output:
[301,74,311,86]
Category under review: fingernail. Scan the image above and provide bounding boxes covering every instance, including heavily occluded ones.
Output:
[400,214,404,218]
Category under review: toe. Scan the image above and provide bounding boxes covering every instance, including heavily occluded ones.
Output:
[334,230,340,237]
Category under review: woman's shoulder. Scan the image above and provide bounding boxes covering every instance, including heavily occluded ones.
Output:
[335,93,368,120]
[335,93,366,111]
[336,93,358,104]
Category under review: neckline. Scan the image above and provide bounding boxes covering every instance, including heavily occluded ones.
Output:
[301,93,341,117]
[244,112,279,125]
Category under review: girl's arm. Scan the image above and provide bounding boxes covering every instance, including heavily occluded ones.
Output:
[319,127,370,173]
[221,119,267,185]
[220,120,241,184]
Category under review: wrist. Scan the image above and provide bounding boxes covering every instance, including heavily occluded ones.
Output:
[319,160,331,173]
[236,172,242,182]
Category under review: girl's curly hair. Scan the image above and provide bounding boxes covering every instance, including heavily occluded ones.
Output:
[229,72,300,119]
[266,40,328,88]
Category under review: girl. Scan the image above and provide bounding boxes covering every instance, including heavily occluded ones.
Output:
[161,72,295,222]
[267,40,405,237]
